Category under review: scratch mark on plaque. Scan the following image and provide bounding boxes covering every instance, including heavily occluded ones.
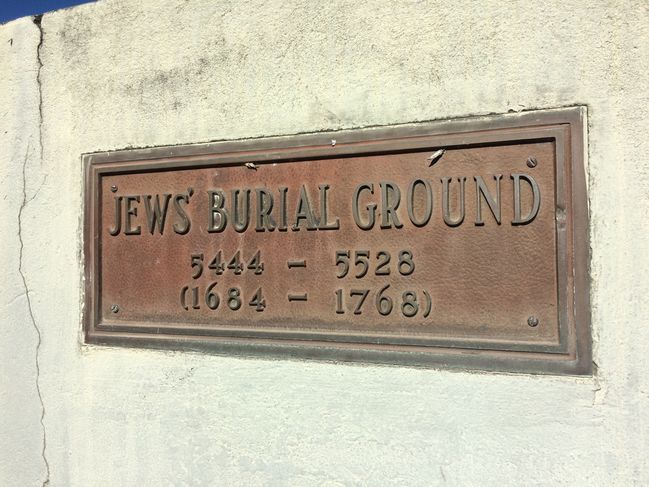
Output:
[427,149,445,166]
[18,142,51,487]
[245,162,258,170]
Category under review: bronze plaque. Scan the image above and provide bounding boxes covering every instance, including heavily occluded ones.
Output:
[84,108,591,374]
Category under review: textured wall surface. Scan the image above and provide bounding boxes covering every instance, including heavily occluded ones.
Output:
[0,17,48,487]
[1,0,648,485]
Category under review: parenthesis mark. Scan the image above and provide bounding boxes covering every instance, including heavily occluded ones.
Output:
[180,286,189,311]
[423,291,431,318]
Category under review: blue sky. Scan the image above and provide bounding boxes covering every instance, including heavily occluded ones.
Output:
[1,0,94,24]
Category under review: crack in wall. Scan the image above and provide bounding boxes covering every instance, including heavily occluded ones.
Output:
[33,15,44,166]
[18,145,50,487]
[21,14,50,487]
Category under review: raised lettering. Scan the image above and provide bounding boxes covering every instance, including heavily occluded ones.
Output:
[173,193,191,235]
[277,187,288,231]
[475,175,502,225]
[144,193,172,234]
[317,184,340,230]
[352,183,376,230]
[109,196,123,236]
[442,177,466,227]
[379,182,403,229]
[511,173,541,225]
[407,179,433,227]
[292,185,318,231]
[207,190,227,232]
[255,188,276,232]
[124,195,141,235]
[232,189,251,233]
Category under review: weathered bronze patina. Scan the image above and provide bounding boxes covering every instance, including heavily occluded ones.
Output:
[83,107,591,375]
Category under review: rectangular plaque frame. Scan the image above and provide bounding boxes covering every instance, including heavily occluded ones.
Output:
[83,107,591,375]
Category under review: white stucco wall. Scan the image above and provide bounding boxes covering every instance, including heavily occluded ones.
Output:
[0,16,49,487]
[1,1,648,485]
